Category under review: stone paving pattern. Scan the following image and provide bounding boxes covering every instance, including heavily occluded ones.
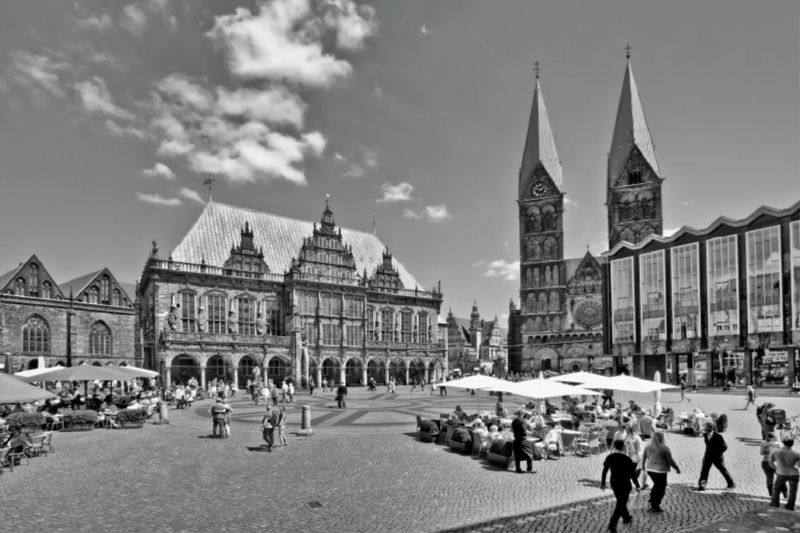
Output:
[0,388,797,533]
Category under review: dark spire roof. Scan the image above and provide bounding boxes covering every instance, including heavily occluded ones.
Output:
[519,78,563,190]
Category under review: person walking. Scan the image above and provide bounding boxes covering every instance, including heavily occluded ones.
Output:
[744,386,757,409]
[768,437,800,510]
[261,405,277,451]
[511,409,534,474]
[602,388,614,408]
[697,422,735,491]
[308,378,315,396]
[679,378,690,402]
[641,431,681,512]
[322,378,328,393]
[623,424,644,479]
[281,381,289,403]
[761,432,786,499]
[277,405,289,448]
[336,382,348,409]
[210,398,228,438]
[410,379,418,393]
[270,383,279,406]
[601,439,642,532]
[287,381,296,403]
[440,377,447,396]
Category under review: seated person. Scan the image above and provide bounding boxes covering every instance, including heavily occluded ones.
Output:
[488,425,501,441]
[127,398,142,410]
[452,406,468,422]
[495,402,508,418]
[792,380,800,394]
[567,401,580,416]
[538,422,562,458]
[627,400,640,413]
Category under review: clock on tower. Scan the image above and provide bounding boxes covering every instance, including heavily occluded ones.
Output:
[530,181,548,198]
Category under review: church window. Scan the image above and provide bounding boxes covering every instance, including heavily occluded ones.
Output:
[89,322,112,355]
[526,294,535,313]
[526,241,534,262]
[15,278,25,296]
[552,265,560,286]
[207,294,227,334]
[551,316,561,332]
[42,281,51,300]
[28,264,39,297]
[533,240,542,261]
[525,269,532,289]
[22,317,49,353]
[265,299,281,336]
[112,289,120,307]
[537,294,547,314]
[619,227,635,244]
[629,170,642,185]
[237,297,256,335]
[380,309,394,341]
[525,318,534,332]
[367,307,376,340]
[544,238,558,259]
[401,311,413,342]
[533,268,540,288]
[101,276,110,304]
[181,292,196,333]
[544,266,552,286]
[549,292,559,312]
[88,287,99,304]
[418,312,429,343]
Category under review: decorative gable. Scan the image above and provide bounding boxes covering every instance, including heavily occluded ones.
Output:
[67,268,134,307]
[567,252,602,295]
[368,249,404,292]
[290,202,358,281]
[0,254,65,300]
[223,221,269,276]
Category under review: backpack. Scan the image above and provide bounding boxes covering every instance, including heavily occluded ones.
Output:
[716,413,728,433]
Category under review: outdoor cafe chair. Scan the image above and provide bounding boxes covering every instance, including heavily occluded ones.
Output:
[0,447,13,474]
[27,435,46,458]
[597,429,610,453]
[577,434,602,456]
[41,432,55,454]
[45,416,64,432]
[560,419,574,431]
[576,426,592,443]
[9,442,29,468]
[560,432,578,455]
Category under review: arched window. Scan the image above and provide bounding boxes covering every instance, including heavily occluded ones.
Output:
[380,309,393,341]
[89,322,112,355]
[629,170,642,185]
[237,297,256,335]
[88,287,99,304]
[534,316,543,332]
[544,238,558,259]
[544,266,552,286]
[265,299,281,336]
[42,281,51,300]
[552,265,560,286]
[22,317,49,353]
[526,241,534,262]
[28,264,39,297]
[525,269,532,289]
[101,276,110,304]
[112,289,120,307]
[549,291,559,312]
[400,311,413,342]
[181,292,196,332]
[532,268,540,288]
[537,294,547,313]
[552,316,561,332]
[418,312,429,343]
[15,278,25,296]
[533,240,542,261]
[526,293,536,313]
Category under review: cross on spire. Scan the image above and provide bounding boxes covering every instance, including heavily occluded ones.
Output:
[533,61,540,79]
[625,40,632,59]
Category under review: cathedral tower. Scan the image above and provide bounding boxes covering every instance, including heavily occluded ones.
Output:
[607,50,663,249]
[517,73,567,360]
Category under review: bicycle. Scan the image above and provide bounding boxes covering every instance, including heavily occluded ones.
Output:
[778,414,800,442]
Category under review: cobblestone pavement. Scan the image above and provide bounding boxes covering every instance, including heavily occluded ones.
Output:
[0,390,797,533]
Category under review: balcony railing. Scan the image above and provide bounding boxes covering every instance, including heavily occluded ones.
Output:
[288,271,362,287]
[147,258,284,282]
[367,287,442,300]
[162,331,290,345]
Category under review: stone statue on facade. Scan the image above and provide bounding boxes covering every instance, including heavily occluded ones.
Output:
[167,294,178,332]
[256,309,266,335]
[197,305,207,333]
[228,300,237,333]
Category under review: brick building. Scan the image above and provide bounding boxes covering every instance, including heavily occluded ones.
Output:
[137,201,445,388]
[0,254,137,371]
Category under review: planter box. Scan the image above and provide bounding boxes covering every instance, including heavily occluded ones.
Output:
[64,424,95,432]
[486,451,514,468]
[448,440,472,454]
[419,431,438,443]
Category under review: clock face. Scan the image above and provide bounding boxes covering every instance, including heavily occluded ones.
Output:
[531,181,548,198]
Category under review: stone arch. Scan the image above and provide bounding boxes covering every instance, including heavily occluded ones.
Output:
[532,239,542,261]
[525,268,533,289]
[533,316,543,332]
[206,354,233,383]
[388,359,404,382]
[367,358,386,384]
[551,316,561,332]
[320,357,340,384]
[526,293,536,313]
[237,354,259,385]
[570,362,582,373]
[525,318,534,332]
[21,314,50,355]
[549,291,559,312]
[536,348,558,372]
[345,357,364,384]
[408,358,425,382]
[544,237,558,259]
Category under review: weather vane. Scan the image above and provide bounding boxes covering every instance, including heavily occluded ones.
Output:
[533,61,540,79]
[203,176,216,202]
[625,40,632,59]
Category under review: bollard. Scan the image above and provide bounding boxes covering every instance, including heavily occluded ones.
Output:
[156,401,170,425]
[296,405,313,436]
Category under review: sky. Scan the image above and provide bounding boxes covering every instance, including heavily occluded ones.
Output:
[0,0,797,326]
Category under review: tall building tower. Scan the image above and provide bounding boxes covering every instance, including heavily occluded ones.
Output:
[517,72,567,370]
[469,301,482,349]
[607,49,663,249]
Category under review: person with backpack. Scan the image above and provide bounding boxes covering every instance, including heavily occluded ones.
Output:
[745,386,758,409]
[679,378,690,402]
[697,422,735,491]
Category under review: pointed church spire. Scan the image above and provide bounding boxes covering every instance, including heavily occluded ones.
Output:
[608,48,660,187]
[519,69,563,191]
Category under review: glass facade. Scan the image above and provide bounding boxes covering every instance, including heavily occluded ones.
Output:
[671,243,701,341]
[693,353,708,386]
[639,251,666,343]
[610,257,635,344]
[753,349,788,386]
[707,236,739,337]
[746,226,782,333]
[791,221,800,331]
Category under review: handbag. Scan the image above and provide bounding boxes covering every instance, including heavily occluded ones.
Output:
[629,488,650,510]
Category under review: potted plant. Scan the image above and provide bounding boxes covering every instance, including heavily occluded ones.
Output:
[6,412,45,434]
[448,428,473,453]
[116,409,147,428]
[112,395,132,409]
[62,409,98,431]
[486,438,515,468]
[418,419,439,443]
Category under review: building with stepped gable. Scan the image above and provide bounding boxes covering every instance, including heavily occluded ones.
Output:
[137,201,445,388]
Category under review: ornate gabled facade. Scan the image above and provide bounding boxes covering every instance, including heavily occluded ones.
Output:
[607,57,664,249]
[138,201,445,389]
[508,74,611,376]
[0,255,137,371]
[446,304,508,375]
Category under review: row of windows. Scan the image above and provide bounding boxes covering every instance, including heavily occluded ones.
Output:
[366,309,430,343]
[296,291,364,317]
[523,266,561,288]
[179,293,283,336]
[610,222,800,344]
[21,317,112,355]
[524,292,561,314]
[523,237,560,263]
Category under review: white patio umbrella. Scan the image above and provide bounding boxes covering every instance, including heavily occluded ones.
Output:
[115,366,159,378]
[15,366,60,379]
[538,371,544,380]
[503,379,599,400]
[585,373,677,406]
[438,375,508,414]
[550,371,608,384]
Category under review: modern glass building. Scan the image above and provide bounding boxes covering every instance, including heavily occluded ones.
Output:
[602,201,800,388]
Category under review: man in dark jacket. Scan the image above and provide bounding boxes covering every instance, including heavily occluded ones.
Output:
[698,422,735,490]
[210,398,229,438]
[601,439,641,532]
[511,409,534,474]
[336,383,348,409]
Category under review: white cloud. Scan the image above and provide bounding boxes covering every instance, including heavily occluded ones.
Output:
[178,187,206,204]
[4,51,68,100]
[120,4,148,36]
[105,119,147,139]
[208,0,369,87]
[471,260,487,267]
[363,149,377,168]
[142,163,176,180]
[136,192,181,206]
[378,182,413,203]
[483,260,520,281]
[564,197,578,206]
[504,242,509,248]
[342,165,365,179]
[425,204,451,222]
[74,76,134,120]
[420,25,430,34]
[76,13,114,32]
[589,239,609,254]
[216,85,307,127]
[663,227,681,237]
[372,85,383,98]
[501,313,509,321]
[334,152,347,162]
[682,201,695,207]
[403,209,421,219]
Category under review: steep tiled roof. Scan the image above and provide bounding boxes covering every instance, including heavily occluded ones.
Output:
[170,202,421,289]
[520,79,563,191]
[59,270,102,297]
[608,60,660,186]
[0,264,24,292]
